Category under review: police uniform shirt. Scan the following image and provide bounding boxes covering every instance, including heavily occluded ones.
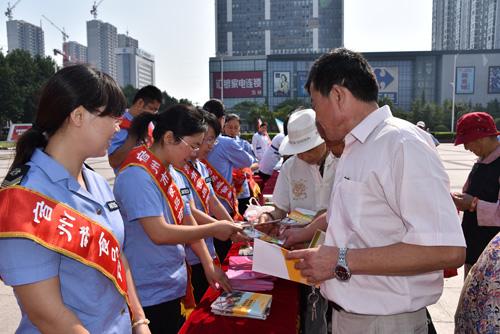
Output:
[113,164,191,307]
[0,149,131,333]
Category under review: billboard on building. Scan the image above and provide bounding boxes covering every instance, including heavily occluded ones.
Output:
[488,66,500,94]
[456,67,475,94]
[297,71,309,97]
[373,67,399,104]
[213,71,263,98]
[273,72,290,97]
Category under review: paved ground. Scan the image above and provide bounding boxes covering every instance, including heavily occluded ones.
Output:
[0,144,476,333]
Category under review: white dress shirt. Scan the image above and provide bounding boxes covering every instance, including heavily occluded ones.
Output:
[321,105,466,315]
[272,153,338,213]
[252,132,271,161]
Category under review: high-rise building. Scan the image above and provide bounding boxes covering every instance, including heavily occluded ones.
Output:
[432,0,500,50]
[87,19,118,79]
[6,20,45,57]
[63,41,88,67]
[116,47,155,89]
[215,0,343,56]
[118,34,138,48]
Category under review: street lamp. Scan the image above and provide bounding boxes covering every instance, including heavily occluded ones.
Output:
[450,54,458,132]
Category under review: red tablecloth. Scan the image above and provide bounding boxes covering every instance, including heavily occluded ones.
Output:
[179,242,300,334]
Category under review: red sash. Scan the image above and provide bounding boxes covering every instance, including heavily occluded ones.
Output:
[120,146,184,225]
[233,167,261,198]
[120,117,154,147]
[0,186,130,309]
[201,159,243,221]
[178,161,210,214]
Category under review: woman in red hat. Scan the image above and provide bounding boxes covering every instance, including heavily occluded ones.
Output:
[451,111,500,277]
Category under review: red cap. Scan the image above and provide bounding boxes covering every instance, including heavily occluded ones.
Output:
[454,112,500,145]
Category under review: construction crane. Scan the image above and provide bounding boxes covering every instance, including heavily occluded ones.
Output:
[5,0,22,20]
[90,0,105,20]
[41,15,69,43]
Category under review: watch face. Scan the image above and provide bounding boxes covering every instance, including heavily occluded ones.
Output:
[335,265,351,281]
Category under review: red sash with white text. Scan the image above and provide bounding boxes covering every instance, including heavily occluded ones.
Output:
[120,118,154,147]
[233,167,261,198]
[178,161,210,214]
[0,186,130,309]
[120,146,184,225]
[201,159,243,221]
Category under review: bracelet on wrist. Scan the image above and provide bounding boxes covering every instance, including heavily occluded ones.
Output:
[132,318,150,329]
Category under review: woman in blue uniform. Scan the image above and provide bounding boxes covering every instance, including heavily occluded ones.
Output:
[114,104,241,334]
[0,65,150,333]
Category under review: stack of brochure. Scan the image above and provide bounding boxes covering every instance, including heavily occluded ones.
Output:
[211,291,273,320]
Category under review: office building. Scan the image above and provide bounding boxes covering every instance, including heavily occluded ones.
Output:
[116,47,155,88]
[6,20,45,57]
[209,49,500,112]
[432,0,500,50]
[215,0,343,56]
[63,41,88,66]
[87,19,118,79]
[118,34,138,48]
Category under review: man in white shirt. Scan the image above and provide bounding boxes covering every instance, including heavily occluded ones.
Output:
[288,48,466,333]
[252,122,271,161]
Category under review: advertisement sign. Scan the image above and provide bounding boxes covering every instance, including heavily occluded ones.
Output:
[297,71,309,97]
[488,66,500,94]
[373,67,399,104]
[7,123,32,142]
[273,71,290,97]
[213,71,263,98]
[456,67,475,94]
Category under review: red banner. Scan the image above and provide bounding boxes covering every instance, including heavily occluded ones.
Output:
[212,71,263,98]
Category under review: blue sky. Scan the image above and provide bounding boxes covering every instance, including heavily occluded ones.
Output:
[0,0,432,105]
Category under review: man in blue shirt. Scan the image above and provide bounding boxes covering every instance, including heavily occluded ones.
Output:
[108,85,162,170]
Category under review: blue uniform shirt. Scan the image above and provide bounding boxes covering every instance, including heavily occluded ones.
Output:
[183,160,217,265]
[0,149,131,334]
[207,136,254,213]
[114,164,191,307]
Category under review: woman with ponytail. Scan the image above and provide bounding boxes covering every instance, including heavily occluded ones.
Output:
[0,65,150,333]
[114,104,242,334]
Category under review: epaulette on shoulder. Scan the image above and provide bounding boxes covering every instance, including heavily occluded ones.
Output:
[1,165,30,188]
[83,163,95,171]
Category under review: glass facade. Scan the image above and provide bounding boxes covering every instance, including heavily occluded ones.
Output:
[216,0,343,56]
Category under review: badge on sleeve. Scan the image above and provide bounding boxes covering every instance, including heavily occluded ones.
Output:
[106,200,120,211]
[180,188,191,196]
[205,177,212,184]
[1,165,30,188]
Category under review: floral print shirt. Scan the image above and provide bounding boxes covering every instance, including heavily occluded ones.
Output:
[455,232,500,333]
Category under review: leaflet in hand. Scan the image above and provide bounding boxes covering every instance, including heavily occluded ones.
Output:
[211,291,273,320]
[280,208,316,226]
[243,227,284,246]
[252,238,308,285]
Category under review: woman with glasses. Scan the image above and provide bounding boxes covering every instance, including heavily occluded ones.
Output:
[113,104,241,334]
[0,65,149,333]
[179,111,242,303]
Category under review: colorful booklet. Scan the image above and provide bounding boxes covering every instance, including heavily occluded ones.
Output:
[280,208,316,226]
[211,291,273,320]
[243,227,285,246]
[308,229,326,248]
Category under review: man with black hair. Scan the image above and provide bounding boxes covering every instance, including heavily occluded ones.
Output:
[108,85,162,170]
[288,48,466,333]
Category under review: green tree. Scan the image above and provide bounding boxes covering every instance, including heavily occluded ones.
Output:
[122,85,138,106]
[0,50,56,124]
[273,98,308,121]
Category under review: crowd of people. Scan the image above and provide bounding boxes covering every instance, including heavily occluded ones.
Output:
[0,48,498,334]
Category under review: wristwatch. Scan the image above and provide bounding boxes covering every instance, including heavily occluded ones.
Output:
[334,247,351,281]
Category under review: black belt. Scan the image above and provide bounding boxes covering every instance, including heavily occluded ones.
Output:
[329,301,344,312]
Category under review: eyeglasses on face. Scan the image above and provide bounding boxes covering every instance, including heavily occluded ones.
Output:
[179,137,200,152]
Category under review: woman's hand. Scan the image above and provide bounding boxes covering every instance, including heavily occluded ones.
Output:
[452,192,474,211]
[205,264,232,292]
[211,221,242,241]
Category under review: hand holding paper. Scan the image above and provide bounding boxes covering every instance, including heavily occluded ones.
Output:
[286,245,338,285]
